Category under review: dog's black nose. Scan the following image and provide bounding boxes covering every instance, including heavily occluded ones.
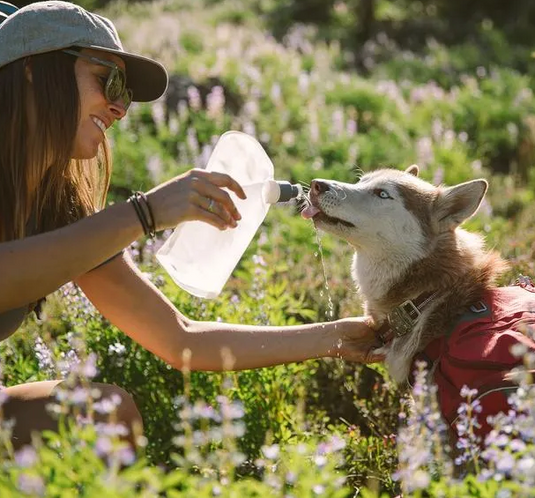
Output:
[311,180,330,195]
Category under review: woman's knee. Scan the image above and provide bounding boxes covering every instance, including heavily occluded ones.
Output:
[3,381,64,449]
[2,380,142,449]
[90,383,144,442]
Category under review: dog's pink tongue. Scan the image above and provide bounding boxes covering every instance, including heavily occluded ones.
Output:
[301,205,321,220]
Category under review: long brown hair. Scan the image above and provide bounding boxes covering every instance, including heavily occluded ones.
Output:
[0,50,112,242]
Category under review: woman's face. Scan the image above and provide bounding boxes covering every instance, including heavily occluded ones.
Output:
[71,49,128,159]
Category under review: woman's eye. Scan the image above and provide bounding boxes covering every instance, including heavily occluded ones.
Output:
[374,189,392,199]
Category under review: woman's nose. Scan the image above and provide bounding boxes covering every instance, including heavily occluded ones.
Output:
[108,100,127,120]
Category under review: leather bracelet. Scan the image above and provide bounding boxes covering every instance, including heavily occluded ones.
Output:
[128,192,154,238]
[135,191,156,237]
[128,194,149,236]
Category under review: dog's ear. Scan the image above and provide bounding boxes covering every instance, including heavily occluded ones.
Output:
[435,179,488,231]
[405,164,419,177]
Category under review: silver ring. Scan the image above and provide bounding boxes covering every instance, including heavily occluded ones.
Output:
[207,198,215,213]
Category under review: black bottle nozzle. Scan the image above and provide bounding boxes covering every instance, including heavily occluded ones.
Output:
[263,180,303,204]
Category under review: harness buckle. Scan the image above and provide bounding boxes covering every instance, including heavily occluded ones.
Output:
[388,300,421,337]
[469,301,488,313]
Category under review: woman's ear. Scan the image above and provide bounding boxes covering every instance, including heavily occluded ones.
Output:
[23,58,33,83]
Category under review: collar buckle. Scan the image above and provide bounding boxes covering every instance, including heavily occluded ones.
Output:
[387,299,421,337]
[377,290,438,345]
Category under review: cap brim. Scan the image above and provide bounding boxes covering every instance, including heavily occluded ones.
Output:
[77,44,168,102]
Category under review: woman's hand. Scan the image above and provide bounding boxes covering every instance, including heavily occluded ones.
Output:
[329,317,385,364]
[146,169,246,231]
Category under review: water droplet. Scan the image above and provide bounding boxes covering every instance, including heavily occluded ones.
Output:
[314,230,335,322]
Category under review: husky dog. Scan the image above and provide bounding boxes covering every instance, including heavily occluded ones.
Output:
[301,165,509,384]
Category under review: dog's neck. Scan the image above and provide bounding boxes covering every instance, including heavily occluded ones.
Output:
[354,228,504,317]
[352,251,416,313]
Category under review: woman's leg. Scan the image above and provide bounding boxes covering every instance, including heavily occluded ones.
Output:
[2,380,143,450]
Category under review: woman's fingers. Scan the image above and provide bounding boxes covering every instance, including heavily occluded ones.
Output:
[334,317,386,363]
[201,188,241,225]
[145,168,248,231]
[194,205,232,230]
[195,194,237,229]
[192,171,244,224]
[205,171,247,200]
[363,348,386,364]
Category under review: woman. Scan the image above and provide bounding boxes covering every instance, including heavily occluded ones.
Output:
[0,1,381,449]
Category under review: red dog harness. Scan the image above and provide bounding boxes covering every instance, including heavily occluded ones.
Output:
[413,282,535,437]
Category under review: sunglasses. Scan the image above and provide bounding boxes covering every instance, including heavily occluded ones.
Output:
[63,49,133,110]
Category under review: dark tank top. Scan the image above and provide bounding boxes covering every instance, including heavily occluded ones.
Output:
[0,251,123,341]
[0,205,125,341]
[0,305,31,342]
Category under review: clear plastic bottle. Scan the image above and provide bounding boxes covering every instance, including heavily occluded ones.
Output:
[156,131,302,299]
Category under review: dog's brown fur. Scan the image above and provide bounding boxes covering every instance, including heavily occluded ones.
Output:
[380,229,508,358]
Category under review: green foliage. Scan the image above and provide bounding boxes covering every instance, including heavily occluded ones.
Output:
[0,411,354,497]
[325,83,399,127]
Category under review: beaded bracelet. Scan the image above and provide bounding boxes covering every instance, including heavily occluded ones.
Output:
[128,191,156,238]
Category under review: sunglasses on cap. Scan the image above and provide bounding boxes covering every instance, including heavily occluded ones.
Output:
[63,49,133,110]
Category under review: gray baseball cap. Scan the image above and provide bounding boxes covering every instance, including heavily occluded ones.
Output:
[0,1,168,102]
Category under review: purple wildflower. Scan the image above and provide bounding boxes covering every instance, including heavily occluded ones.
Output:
[17,474,45,496]
[14,446,38,468]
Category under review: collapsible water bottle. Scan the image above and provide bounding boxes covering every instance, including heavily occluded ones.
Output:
[156,131,302,299]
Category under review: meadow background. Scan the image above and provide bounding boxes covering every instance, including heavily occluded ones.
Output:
[3,0,535,496]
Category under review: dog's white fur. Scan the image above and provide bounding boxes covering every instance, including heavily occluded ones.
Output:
[303,166,508,383]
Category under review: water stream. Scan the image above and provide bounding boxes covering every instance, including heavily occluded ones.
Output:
[313,229,346,365]
[314,229,335,321]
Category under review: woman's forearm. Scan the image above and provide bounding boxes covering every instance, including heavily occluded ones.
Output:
[0,201,142,313]
[76,250,381,370]
[178,318,338,371]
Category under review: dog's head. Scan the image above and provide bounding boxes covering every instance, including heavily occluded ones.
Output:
[302,165,488,261]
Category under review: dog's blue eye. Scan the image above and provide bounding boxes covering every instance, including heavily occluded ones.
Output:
[374,189,392,199]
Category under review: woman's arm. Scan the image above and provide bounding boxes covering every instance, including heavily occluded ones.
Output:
[76,253,383,371]
[0,169,245,314]
[0,201,142,313]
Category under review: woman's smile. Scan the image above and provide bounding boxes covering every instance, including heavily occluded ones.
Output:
[91,115,107,135]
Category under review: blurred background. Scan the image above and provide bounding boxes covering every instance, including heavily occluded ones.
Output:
[11,0,535,187]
